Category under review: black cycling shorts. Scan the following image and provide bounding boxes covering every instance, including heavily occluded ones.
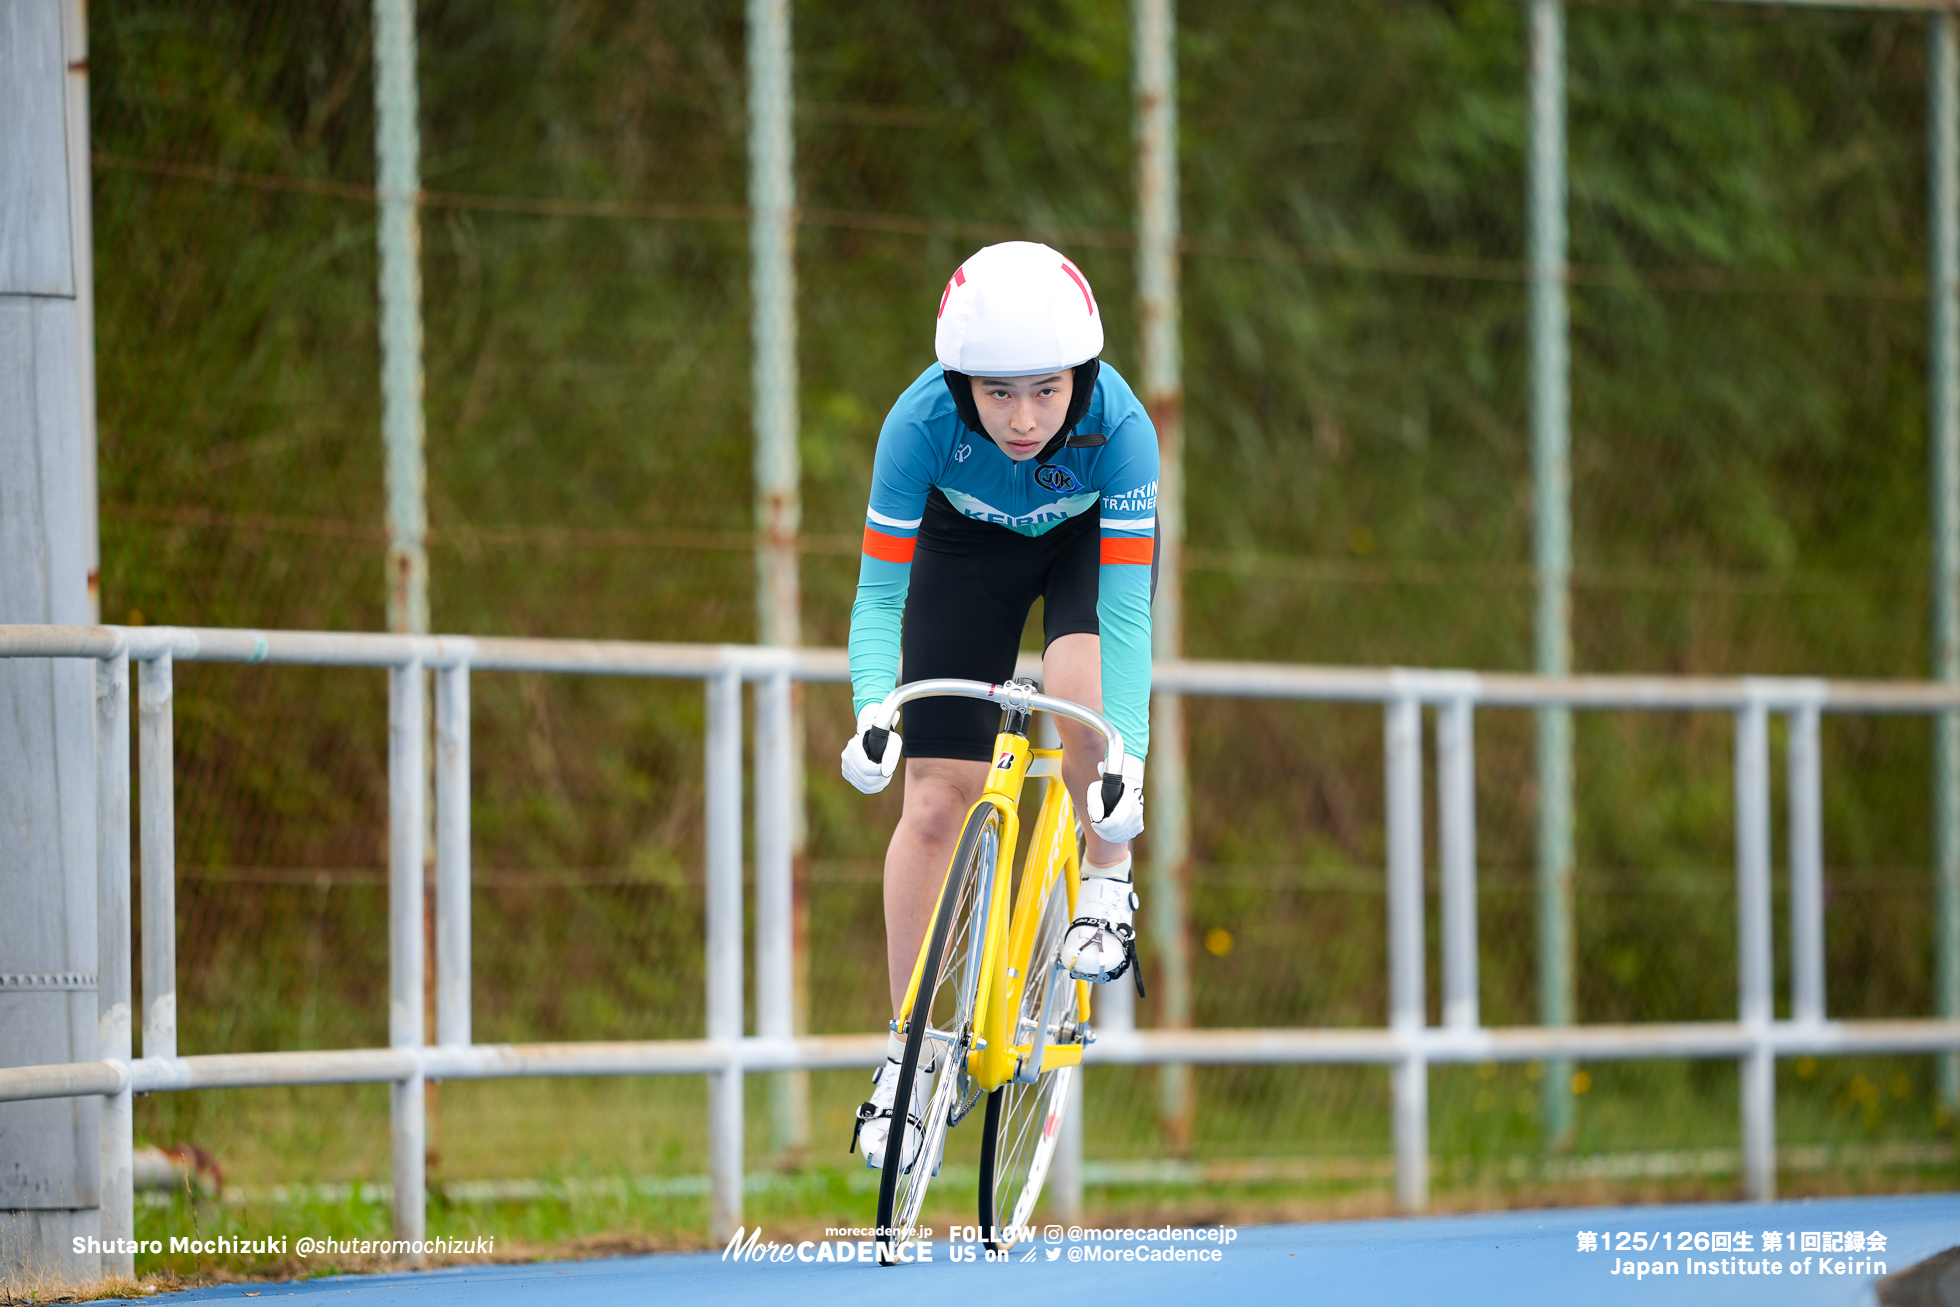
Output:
[899,488,1102,761]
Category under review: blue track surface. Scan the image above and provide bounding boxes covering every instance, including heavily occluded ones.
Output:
[142,1193,1956,1305]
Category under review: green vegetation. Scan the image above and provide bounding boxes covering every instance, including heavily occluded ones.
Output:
[82,0,1958,1274]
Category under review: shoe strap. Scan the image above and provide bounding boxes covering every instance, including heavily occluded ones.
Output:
[1068,917,1146,998]
[849,1097,927,1155]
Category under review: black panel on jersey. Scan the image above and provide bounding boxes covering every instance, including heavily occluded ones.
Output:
[898,489,1102,761]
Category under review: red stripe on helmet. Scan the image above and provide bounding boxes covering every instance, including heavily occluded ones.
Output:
[937,266,968,319]
[1060,260,1096,314]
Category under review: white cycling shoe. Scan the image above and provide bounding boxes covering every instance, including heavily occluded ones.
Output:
[852,1050,926,1173]
[1063,865,1142,988]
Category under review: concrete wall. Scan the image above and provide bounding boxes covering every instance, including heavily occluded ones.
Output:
[0,0,103,1281]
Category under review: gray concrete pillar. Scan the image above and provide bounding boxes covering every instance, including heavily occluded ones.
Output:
[0,0,105,1282]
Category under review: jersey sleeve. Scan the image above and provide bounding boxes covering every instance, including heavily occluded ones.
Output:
[1092,374,1160,761]
[848,375,943,716]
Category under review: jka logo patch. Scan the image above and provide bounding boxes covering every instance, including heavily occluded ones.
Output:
[1034,464,1078,493]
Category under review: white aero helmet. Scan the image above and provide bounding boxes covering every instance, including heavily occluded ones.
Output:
[934,241,1103,377]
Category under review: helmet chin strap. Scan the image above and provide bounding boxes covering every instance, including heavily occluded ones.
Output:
[941,358,1102,460]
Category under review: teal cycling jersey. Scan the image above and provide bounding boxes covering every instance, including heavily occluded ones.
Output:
[849,362,1159,759]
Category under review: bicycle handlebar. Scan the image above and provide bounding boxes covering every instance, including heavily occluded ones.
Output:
[868,677,1127,776]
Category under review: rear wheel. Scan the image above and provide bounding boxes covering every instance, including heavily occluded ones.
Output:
[977,855,1080,1251]
[875,802,999,1263]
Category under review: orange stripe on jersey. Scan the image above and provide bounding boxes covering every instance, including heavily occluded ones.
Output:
[862,527,917,564]
[1100,536,1154,566]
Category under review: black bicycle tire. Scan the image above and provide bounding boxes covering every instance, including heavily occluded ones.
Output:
[977,1085,1012,1248]
[874,801,996,1262]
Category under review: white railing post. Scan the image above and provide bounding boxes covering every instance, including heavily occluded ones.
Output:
[435,662,470,1047]
[1136,0,1193,1153]
[387,659,426,1255]
[1529,0,1577,1152]
[1385,693,1428,1212]
[1930,7,1960,1111]
[1438,694,1479,1032]
[747,0,810,1160]
[1735,693,1775,1201]
[374,0,428,638]
[705,665,745,1241]
[94,650,133,1274]
[138,654,176,1061]
[754,669,796,1143]
[1788,701,1825,1027]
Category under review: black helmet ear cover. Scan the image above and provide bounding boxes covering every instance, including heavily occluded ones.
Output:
[1059,357,1099,439]
[942,367,987,437]
[941,357,1101,444]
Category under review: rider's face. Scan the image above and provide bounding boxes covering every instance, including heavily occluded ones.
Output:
[969,371,1074,461]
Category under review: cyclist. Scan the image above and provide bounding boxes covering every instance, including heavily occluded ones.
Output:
[839,241,1157,1171]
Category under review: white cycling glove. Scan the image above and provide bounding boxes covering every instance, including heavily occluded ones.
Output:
[841,704,901,795]
[1085,755,1145,843]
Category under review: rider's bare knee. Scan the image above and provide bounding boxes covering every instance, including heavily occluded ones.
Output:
[902,775,972,845]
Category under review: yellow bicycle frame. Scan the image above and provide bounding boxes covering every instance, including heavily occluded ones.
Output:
[894,728,1093,1095]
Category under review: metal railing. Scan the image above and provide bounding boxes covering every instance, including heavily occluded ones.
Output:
[4,624,1960,1272]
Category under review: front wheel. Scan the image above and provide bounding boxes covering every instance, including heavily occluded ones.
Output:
[977,858,1080,1251]
[875,802,998,1262]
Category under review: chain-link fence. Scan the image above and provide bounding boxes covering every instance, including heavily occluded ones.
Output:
[94,0,1954,1201]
